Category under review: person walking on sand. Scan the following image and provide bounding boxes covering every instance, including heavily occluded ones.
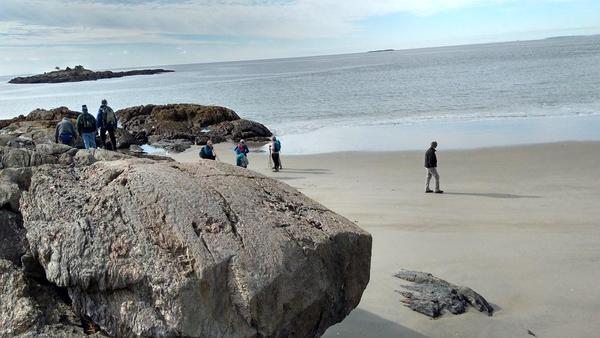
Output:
[76,105,97,149]
[199,140,217,160]
[54,116,77,146]
[96,99,118,151]
[270,136,282,172]
[425,141,443,194]
[235,139,249,168]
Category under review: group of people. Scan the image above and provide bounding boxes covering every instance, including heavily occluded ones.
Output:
[54,99,118,150]
[199,136,283,172]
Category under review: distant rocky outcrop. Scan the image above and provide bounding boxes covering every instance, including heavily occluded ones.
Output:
[0,134,371,336]
[8,66,173,84]
[395,270,494,318]
[118,104,272,152]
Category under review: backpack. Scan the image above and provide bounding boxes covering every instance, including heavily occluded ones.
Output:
[102,106,117,128]
[236,153,249,168]
[199,146,211,159]
[273,140,281,152]
[80,113,96,133]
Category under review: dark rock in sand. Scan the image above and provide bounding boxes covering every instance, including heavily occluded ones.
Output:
[395,270,494,318]
[20,158,371,337]
[9,66,173,84]
[118,104,272,152]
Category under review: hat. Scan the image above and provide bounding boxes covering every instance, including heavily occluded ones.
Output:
[240,139,245,143]
[81,105,88,113]
[101,99,107,105]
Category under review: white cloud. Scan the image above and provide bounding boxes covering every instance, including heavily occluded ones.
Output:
[0,0,508,46]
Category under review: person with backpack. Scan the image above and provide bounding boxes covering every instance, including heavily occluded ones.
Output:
[76,105,97,149]
[199,140,217,160]
[54,116,77,146]
[234,139,249,168]
[269,136,282,172]
[96,99,118,151]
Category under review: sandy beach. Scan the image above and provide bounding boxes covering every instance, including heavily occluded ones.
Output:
[172,141,600,338]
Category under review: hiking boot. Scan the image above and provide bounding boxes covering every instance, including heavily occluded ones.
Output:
[435,190,444,194]
[425,189,434,193]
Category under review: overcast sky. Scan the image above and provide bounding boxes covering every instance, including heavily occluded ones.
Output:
[1,0,599,75]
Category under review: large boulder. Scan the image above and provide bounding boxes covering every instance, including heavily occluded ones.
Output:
[20,159,371,337]
[118,104,272,151]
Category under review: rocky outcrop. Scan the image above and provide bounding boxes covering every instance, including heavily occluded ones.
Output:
[118,104,272,152]
[1,104,272,153]
[0,107,139,150]
[395,270,494,318]
[9,66,173,84]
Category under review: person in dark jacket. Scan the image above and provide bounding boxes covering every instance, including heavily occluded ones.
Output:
[55,117,77,146]
[425,141,443,193]
[199,140,217,160]
[270,136,282,172]
[76,105,97,149]
[96,99,117,150]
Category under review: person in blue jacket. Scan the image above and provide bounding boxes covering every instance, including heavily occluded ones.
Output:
[270,136,282,172]
[199,140,217,160]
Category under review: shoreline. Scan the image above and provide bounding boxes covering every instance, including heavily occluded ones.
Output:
[173,140,600,338]
[277,114,600,155]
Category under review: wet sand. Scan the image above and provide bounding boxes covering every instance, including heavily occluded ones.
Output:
[172,141,600,338]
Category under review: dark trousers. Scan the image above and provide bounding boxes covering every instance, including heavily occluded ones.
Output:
[271,152,281,169]
[100,128,117,151]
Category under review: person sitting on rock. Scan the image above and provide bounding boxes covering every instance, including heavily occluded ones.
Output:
[76,105,97,149]
[270,136,282,172]
[96,99,118,151]
[199,140,217,160]
[55,116,77,146]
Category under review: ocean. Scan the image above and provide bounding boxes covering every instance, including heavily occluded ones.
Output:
[1,35,600,154]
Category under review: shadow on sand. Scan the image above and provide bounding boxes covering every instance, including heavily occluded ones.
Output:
[322,308,428,338]
[444,192,541,199]
[277,168,332,175]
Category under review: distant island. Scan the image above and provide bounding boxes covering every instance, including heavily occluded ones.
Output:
[8,65,174,84]
[368,49,395,53]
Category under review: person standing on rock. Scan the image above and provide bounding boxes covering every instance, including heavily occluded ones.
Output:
[96,99,118,151]
[76,105,97,149]
[425,141,443,194]
[54,116,77,146]
[199,140,217,160]
[270,136,282,172]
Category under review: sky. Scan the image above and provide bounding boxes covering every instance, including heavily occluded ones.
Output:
[0,0,599,76]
